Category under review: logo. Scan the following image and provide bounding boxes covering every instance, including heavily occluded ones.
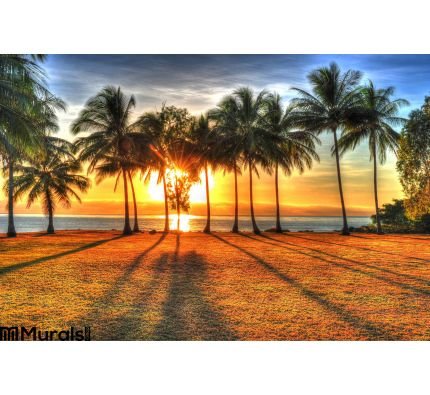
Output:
[0,326,91,341]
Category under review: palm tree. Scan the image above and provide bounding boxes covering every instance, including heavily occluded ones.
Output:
[262,93,320,232]
[191,114,217,233]
[209,96,242,233]
[71,86,136,235]
[228,87,271,235]
[0,55,63,237]
[289,62,363,235]
[88,152,143,233]
[0,55,48,133]
[136,109,171,232]
[12,140,89,234]
[128,170,140,232]
[338,81,408,234]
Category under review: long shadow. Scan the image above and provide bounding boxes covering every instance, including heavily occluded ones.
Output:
[153,234,238,340]
[210,233,396,340]
[352,234,430,244]
[84,233,236,340]
[286,233,430,263]
[0,235,124,276]
[84,233,167,325]
[255,234,430,294]
[106,232,168,288]
[95,252,170,340]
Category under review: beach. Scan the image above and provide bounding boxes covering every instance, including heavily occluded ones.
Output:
[1,230,429,340]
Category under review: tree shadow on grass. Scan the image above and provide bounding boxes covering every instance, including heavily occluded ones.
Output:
[256,234,430,293]
[351,234,430,244]
[152,249,238,340]
[82,233,167,335]
[285,233,430,263]
[210,233,398,340]
[84,233,236,340]
[150,233,238,340]
[94,252,170,340]
[0,235,124,276]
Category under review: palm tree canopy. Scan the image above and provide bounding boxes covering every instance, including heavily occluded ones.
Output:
[11,138,90,213]
[71,86,136,175]
[338,81,409,163]
[289,62,363,134]
[209,95,243,174]
[0,55,65,160]
[218,87,277,176]
[190,113,220,170]
[262,92,320,175]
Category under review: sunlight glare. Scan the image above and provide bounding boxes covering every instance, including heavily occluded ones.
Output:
[169,213,190,232]
[190,169,215,203]
[147,169,215,204]
[147,173,165,201]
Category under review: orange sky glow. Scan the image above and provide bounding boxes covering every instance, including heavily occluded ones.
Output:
[0,155,403,217]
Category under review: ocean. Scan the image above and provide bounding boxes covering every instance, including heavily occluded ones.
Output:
[0,214,371,233]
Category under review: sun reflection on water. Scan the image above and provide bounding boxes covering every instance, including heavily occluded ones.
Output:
[169,213,191,232]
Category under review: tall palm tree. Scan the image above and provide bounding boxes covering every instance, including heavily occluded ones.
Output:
[128,170,140,232]
[229,87,271,235]
[89,153,141,233]
[338,81,408,234]
[209,96,242,233]
[71,86,136,235]
[11,140,89,234]
[0,55,63,237]
[136,109,171,232]
[263,93,320,232]
[191,114,217,233]
[289,62,363,235]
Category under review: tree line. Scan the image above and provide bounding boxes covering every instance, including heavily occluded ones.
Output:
[1,55,413,236]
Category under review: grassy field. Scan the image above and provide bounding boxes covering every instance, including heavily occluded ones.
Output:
[1,230,430,340]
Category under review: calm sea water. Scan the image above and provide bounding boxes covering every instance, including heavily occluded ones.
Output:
[0,214,371,233]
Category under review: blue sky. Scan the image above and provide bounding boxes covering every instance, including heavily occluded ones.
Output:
[33,55,430,215]
[45,55,430,122]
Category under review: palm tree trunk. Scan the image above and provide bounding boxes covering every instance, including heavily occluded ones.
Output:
[232,160,239,233]
[122,169,132,235]
[46,191,55,234]
[176,197,181,233]
[7,159,17,237]
[162,171,170,232]
[203,161,211,233]
[373,141,383,234]
[128,170,140,232]
[249,160,261,235]
[275,161,282,233]
[333,129,350,235]
[174,175,181,232]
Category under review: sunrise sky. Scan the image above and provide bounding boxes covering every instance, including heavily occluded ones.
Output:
[3,54,430,217]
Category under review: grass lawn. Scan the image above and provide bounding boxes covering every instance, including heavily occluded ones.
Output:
[1,230,430,340]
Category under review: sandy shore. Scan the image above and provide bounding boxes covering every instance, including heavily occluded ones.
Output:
[1,230,430,340]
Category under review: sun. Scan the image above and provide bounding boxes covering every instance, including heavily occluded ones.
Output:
[147,169,215,203]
